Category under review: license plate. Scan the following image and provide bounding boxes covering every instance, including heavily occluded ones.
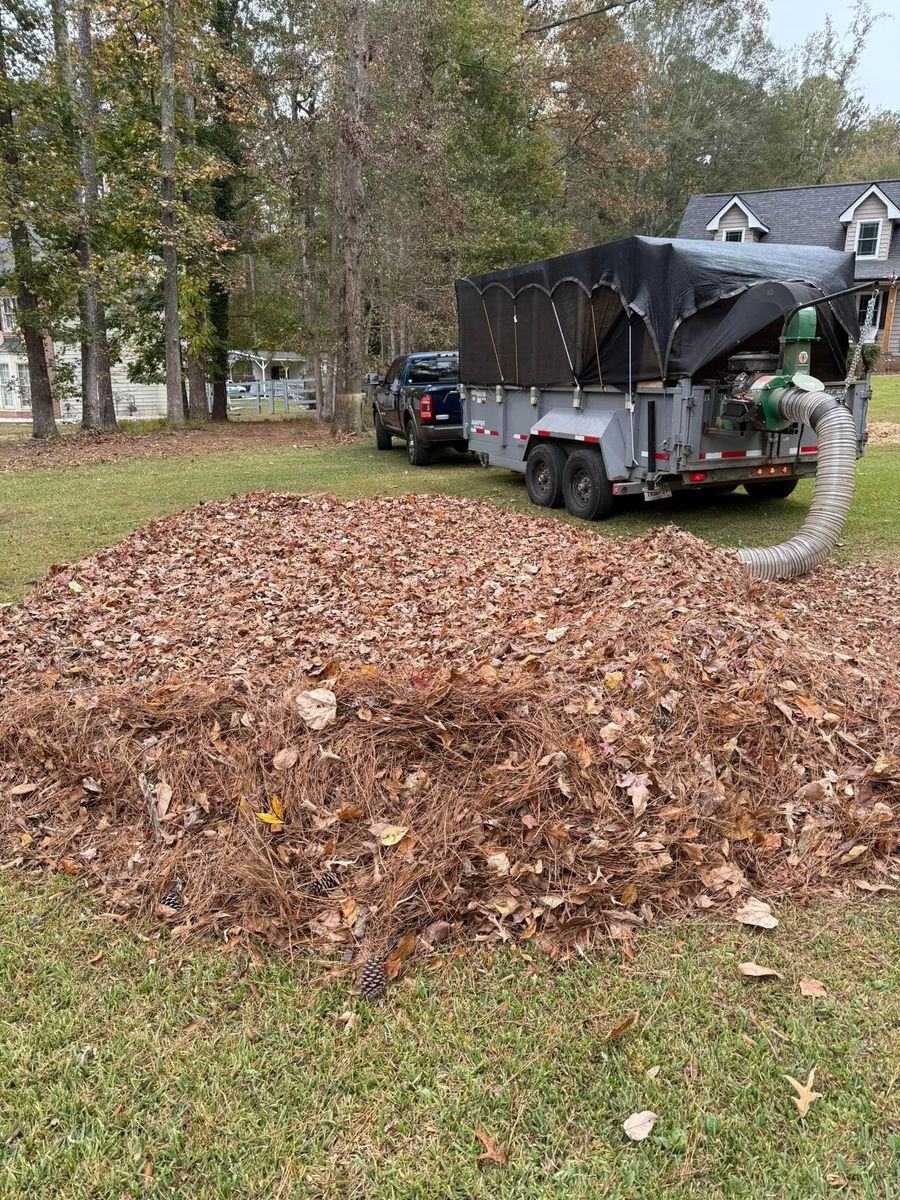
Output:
[643,485,672,502]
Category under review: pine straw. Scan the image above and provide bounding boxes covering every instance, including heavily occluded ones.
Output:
[1,495,898,976]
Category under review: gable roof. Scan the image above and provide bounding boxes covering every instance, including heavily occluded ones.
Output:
[677,180,900,280]
[838,183,900,223]
[704,195,769,233]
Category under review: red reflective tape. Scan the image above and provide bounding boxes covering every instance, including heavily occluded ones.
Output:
[584,436,601,444]
[655,452,668,461]
[489,430,499,437]
[800,445,818,453]
[721,450,747,459]
[537,429,551,437]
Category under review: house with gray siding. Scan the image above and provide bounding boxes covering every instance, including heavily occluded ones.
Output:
[677,180,900,362]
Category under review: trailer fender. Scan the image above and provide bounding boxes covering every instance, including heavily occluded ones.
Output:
[528,409,630,481]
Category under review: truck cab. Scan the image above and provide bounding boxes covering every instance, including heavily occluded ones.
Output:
[367,352,465,465]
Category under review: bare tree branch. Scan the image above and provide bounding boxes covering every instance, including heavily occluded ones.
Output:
[524,0,641,36]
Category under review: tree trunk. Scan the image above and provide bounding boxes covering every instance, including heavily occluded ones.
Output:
[75,0,117,430]
[332,0,368,434]
[0,16,56,438]
[205,0,243,424]
[208,278,229,421]
[50,0,96,428]
[186,351,208,420]
[160,0,183,422]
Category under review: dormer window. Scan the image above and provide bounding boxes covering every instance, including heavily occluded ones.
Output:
[856,220,882,258]
[704,195,768,243]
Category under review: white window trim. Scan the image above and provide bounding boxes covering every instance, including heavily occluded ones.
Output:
[723,229,745,243]
[856,218,883,259]
[0,295,16,334]
[839,184,900,223]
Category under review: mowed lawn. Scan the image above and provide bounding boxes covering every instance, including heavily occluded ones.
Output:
[1,377,898,602]
[0,378,898,1199]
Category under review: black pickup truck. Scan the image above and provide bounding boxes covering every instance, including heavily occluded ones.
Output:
[365,352,465,466]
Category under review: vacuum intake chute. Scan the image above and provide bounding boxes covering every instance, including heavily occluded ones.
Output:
[736,387,857,580]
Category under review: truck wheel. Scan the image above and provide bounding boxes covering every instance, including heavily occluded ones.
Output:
[374,409,392,450]
[562,448,614,520]
[406,418,432,466]
[744,479,798,500]
[525,443,567,508]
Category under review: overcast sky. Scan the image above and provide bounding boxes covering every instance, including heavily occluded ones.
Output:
[766,0,899,113]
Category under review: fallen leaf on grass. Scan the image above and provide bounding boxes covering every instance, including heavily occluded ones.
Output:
[272,747,299,770]
[385,932,418,979]
[604,1010,640,1042]
[294,688,337,730]
[475,1129,507,1167]
[854,879,896,893]
[623,1110,657,1141]
[335,1011,358,1033]
[784,1067,823,1117]
[799,977,827,998]
[734,897,779,929]
[738,961,782,980]
[646,1065,661,1079]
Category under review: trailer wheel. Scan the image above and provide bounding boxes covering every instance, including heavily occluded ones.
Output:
[374,409,392,450]
[525,443,567,508]
[405,417,432,466]
[562,448,614,520]
[744,479,798,500]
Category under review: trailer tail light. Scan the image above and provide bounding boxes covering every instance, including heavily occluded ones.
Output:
[420,395,433,420]
[755,466,791,476]
[689,471,707,482]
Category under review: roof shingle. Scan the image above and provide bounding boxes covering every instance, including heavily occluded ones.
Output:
[677,181,900,280]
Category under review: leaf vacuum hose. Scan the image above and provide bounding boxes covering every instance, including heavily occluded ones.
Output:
[737,388,858,580]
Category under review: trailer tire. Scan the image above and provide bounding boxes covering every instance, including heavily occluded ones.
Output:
[744,479,798,500]
[525,443,567,508]
[405,417,432,466]
[374,409,392,450]
[562,448,614,520]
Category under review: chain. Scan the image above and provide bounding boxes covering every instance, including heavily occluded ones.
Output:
[835,292,878,404]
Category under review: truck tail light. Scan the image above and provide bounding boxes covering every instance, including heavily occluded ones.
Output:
[689,471,707,482]
[420,395,433,420]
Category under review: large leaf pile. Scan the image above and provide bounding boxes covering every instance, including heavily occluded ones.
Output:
[1,494,898,972]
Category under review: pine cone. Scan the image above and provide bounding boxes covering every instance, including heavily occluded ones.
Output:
[358,957,386,1001]
[309,870,340,897]
[159,877,184,912]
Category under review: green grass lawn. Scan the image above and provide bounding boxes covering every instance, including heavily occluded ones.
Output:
[1,380,899,1198]
[1,877,897,1200]
[870,373,900,422]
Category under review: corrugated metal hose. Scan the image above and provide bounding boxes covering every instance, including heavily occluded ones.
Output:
[736,388,857,580]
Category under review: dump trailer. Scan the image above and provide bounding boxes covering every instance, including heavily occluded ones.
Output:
[455,237,873,579]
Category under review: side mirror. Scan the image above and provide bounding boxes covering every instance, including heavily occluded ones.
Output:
[363,371,381,388]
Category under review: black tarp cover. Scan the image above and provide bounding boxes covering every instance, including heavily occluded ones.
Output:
[455,236,858,388]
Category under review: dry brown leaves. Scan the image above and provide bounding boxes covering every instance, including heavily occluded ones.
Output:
[0,493,898,970]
